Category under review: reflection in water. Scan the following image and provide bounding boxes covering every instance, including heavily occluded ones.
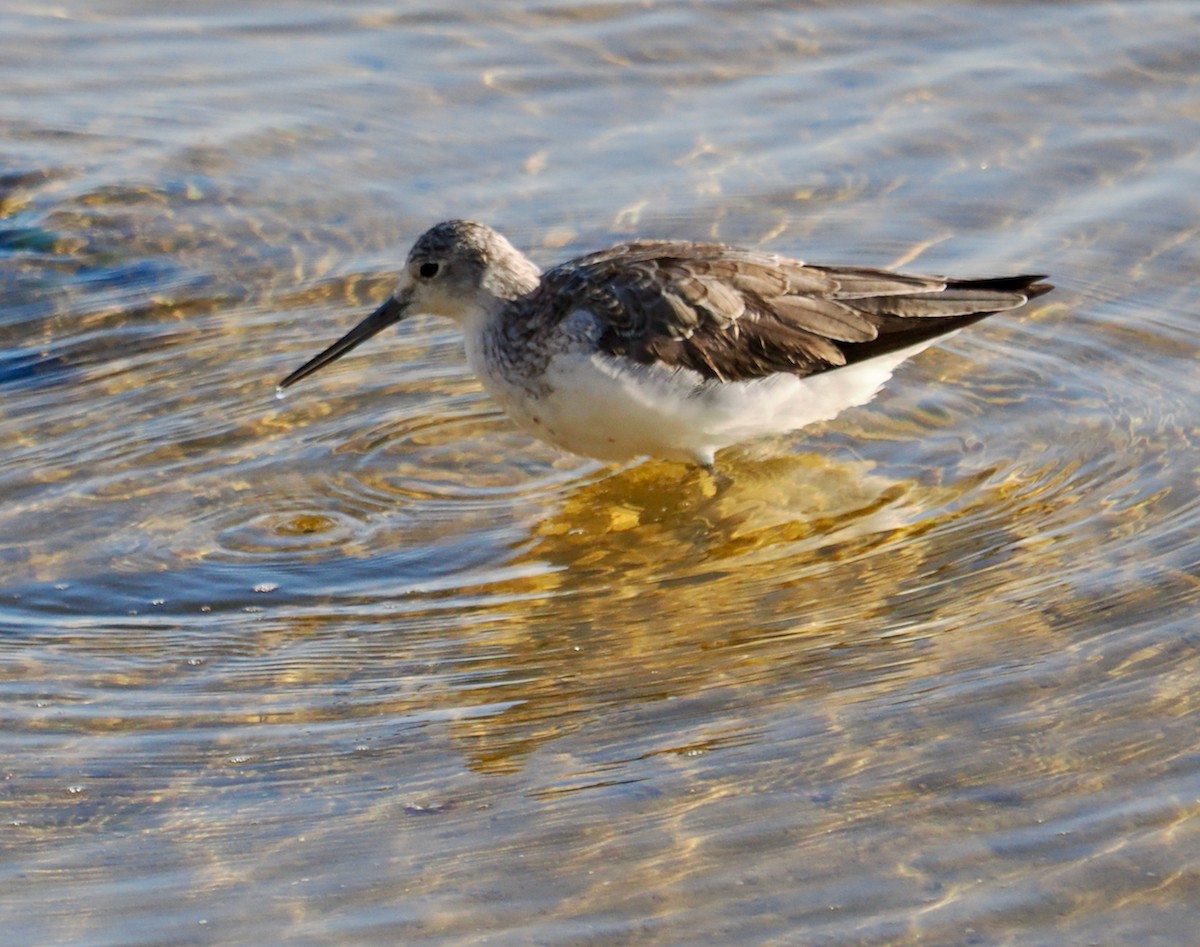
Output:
[2,0,1200,943]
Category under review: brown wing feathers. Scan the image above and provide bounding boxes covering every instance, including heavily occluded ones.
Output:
[572,243,1051,382]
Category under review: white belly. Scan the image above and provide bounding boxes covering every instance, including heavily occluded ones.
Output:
[473,338,940,466]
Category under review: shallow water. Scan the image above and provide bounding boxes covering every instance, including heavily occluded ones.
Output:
[2,1,1198,944]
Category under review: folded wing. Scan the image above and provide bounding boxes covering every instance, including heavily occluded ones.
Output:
[535,241,1052,382]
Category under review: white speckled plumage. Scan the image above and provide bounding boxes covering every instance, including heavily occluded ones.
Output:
[280,220,1051,466]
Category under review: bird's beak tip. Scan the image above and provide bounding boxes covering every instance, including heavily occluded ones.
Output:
[275,294,407,392]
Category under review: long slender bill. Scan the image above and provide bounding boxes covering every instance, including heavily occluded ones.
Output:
[278,294,408,391]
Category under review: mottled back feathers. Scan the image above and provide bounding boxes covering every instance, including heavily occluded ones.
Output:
[521,240,1051,383]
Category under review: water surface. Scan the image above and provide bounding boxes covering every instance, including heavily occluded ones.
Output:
[1,1,1198,944]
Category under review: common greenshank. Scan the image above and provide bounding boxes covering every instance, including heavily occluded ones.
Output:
[279,220,1051,466]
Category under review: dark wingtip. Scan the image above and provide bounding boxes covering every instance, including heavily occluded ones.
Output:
[946,273,1053,301]
[1023,279,1054,300]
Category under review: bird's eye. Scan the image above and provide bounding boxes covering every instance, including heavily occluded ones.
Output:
[419,262,440,279]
